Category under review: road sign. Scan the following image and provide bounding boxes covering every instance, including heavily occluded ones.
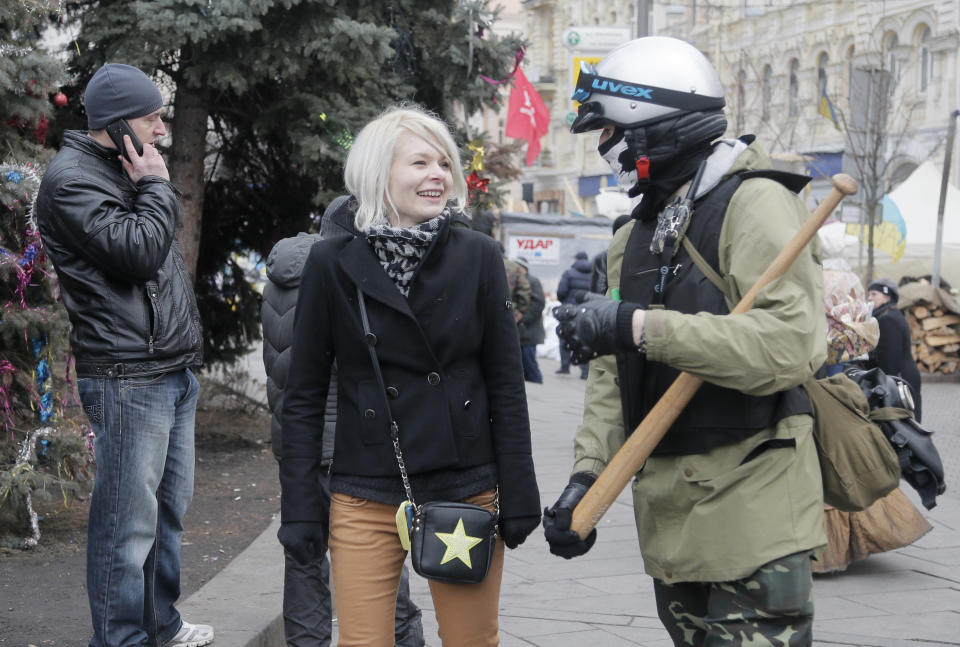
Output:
[562,26,631,52]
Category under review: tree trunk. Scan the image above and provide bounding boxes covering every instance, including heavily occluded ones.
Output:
[169,83,210,278]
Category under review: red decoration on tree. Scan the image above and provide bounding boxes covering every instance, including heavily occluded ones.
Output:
[466,171,490,194]
[53,92,67,107]
[32,116,49,145]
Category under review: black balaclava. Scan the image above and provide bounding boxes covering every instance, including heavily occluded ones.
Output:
[600,110,727,221]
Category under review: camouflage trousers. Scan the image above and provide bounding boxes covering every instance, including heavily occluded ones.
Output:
[652,550,814,646]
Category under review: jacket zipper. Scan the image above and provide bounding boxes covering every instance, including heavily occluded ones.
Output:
[147,285,160,354]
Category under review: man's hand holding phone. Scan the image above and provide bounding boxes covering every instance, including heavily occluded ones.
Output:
[121,136,169,183]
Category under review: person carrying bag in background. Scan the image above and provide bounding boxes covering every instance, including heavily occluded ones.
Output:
[278,105,541,647]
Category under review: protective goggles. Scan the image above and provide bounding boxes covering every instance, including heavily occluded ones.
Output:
[571,61,725,122]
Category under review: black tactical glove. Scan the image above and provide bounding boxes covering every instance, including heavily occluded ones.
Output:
[277,521,327,566]
[553,296,641,364]
[498,514,542,549]
[542,473,598,559]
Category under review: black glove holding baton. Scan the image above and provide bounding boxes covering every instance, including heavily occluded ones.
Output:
[543,472,598,558]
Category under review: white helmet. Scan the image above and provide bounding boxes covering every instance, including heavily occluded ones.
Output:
[570,37,725,133]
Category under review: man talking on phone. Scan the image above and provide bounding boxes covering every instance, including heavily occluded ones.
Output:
[36,63,210,647]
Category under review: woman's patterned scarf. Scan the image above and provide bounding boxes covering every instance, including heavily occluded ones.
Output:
[365,209,448,296]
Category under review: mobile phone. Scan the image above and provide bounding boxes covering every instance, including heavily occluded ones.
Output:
[105,119,143,162]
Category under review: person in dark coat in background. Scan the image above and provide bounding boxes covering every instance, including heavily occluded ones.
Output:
[261,197,423,647]
[515,256,545,384]
[591,214,633,296]
[865,278,923,421]
[556,251,593,378]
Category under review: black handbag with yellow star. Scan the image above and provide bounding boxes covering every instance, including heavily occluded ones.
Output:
[358,288,498,584]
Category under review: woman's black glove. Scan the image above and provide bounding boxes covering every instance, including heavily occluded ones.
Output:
[498,514,542,549]
[277,521,327,566]
[542,473,598,559]
[554,296,641,364]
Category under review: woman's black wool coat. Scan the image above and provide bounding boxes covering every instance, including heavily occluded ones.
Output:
[280,219,540,527]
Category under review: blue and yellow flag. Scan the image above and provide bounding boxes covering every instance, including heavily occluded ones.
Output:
[818,89,840,130]
[845,195,907,261]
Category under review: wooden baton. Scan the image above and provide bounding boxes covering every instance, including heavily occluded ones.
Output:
[569,173,859,539]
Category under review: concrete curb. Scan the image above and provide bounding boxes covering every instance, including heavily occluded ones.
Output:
[179,515,284,647]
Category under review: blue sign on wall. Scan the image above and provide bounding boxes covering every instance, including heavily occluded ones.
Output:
[578,174,617,196]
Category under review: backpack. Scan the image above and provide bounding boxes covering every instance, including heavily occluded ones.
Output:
[802,374,901,511]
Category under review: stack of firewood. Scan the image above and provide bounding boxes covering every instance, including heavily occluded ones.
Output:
[906,303,960,374]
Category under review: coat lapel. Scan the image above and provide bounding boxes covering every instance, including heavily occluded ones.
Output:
[338,235,415,319]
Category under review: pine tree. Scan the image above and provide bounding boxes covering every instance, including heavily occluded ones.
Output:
[0,3,92,548]
[53,0,524,364]
[0,1,64,161]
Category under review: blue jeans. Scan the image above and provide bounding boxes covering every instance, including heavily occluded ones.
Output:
[521,345,543,384]
[78,368,199,647]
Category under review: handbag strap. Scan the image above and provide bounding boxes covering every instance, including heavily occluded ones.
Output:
[356,286,500,518]
[357,287,418,508]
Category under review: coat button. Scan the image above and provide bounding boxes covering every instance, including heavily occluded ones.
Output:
[505,300,514,310]
[363,409,376,419]
[664,570,673,579]
[427,372,440,385]
[365,333,378,346]
[683,468,693,478]
[386,386,399,399]
[463,400,471,410]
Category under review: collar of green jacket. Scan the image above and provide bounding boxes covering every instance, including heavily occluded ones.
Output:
[695,136,777,200]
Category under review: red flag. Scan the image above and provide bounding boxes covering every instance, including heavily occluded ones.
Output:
[505,67,550,166]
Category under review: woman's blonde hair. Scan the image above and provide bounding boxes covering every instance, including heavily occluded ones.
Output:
[344,105,468,230]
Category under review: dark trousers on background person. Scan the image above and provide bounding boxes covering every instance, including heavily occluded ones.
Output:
[521,345,543,384]
[328,490,504,647]
[558,346,588,379]
[284,472,424,647]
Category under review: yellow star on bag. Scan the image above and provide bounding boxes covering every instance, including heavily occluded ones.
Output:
[434,518,483,568]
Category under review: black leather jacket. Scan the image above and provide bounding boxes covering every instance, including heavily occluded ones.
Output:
[36,131,202,378]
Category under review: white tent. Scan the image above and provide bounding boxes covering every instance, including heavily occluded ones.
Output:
[841,161,960,287]
[888,161,960,246]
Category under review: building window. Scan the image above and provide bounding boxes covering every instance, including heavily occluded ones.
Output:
[762,64,772,121]
[789,58,799,117]
[885,32,899,84]
[919,26,932,93]
[737,69,746,132]
[817,52,829,97]
[846,44,855,86]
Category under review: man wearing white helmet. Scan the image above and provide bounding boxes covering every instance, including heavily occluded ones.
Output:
[543,37,827,644]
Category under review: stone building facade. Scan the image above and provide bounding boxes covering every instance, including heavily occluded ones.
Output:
[517,0,960,216]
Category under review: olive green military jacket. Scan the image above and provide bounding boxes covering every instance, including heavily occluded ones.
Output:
[572,140,827,584]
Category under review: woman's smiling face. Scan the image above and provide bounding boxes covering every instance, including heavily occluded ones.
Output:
[387,130,453,227]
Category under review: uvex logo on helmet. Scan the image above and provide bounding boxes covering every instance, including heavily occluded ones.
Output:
[591,79,654,100]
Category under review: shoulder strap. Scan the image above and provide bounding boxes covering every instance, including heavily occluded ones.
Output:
[682,236,730,299]
[357,287,418,506]
[682,168,812,300]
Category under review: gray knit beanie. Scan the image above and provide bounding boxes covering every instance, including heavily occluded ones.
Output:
[84,63,163,130]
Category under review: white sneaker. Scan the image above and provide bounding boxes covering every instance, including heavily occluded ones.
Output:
[164,621,214,647]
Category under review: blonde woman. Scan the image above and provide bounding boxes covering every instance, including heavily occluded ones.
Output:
[278,106,541,646]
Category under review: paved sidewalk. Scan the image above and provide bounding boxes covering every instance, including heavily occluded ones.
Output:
[189,357,960,646]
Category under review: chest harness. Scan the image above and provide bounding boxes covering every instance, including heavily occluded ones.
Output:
[617,168,813,456]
